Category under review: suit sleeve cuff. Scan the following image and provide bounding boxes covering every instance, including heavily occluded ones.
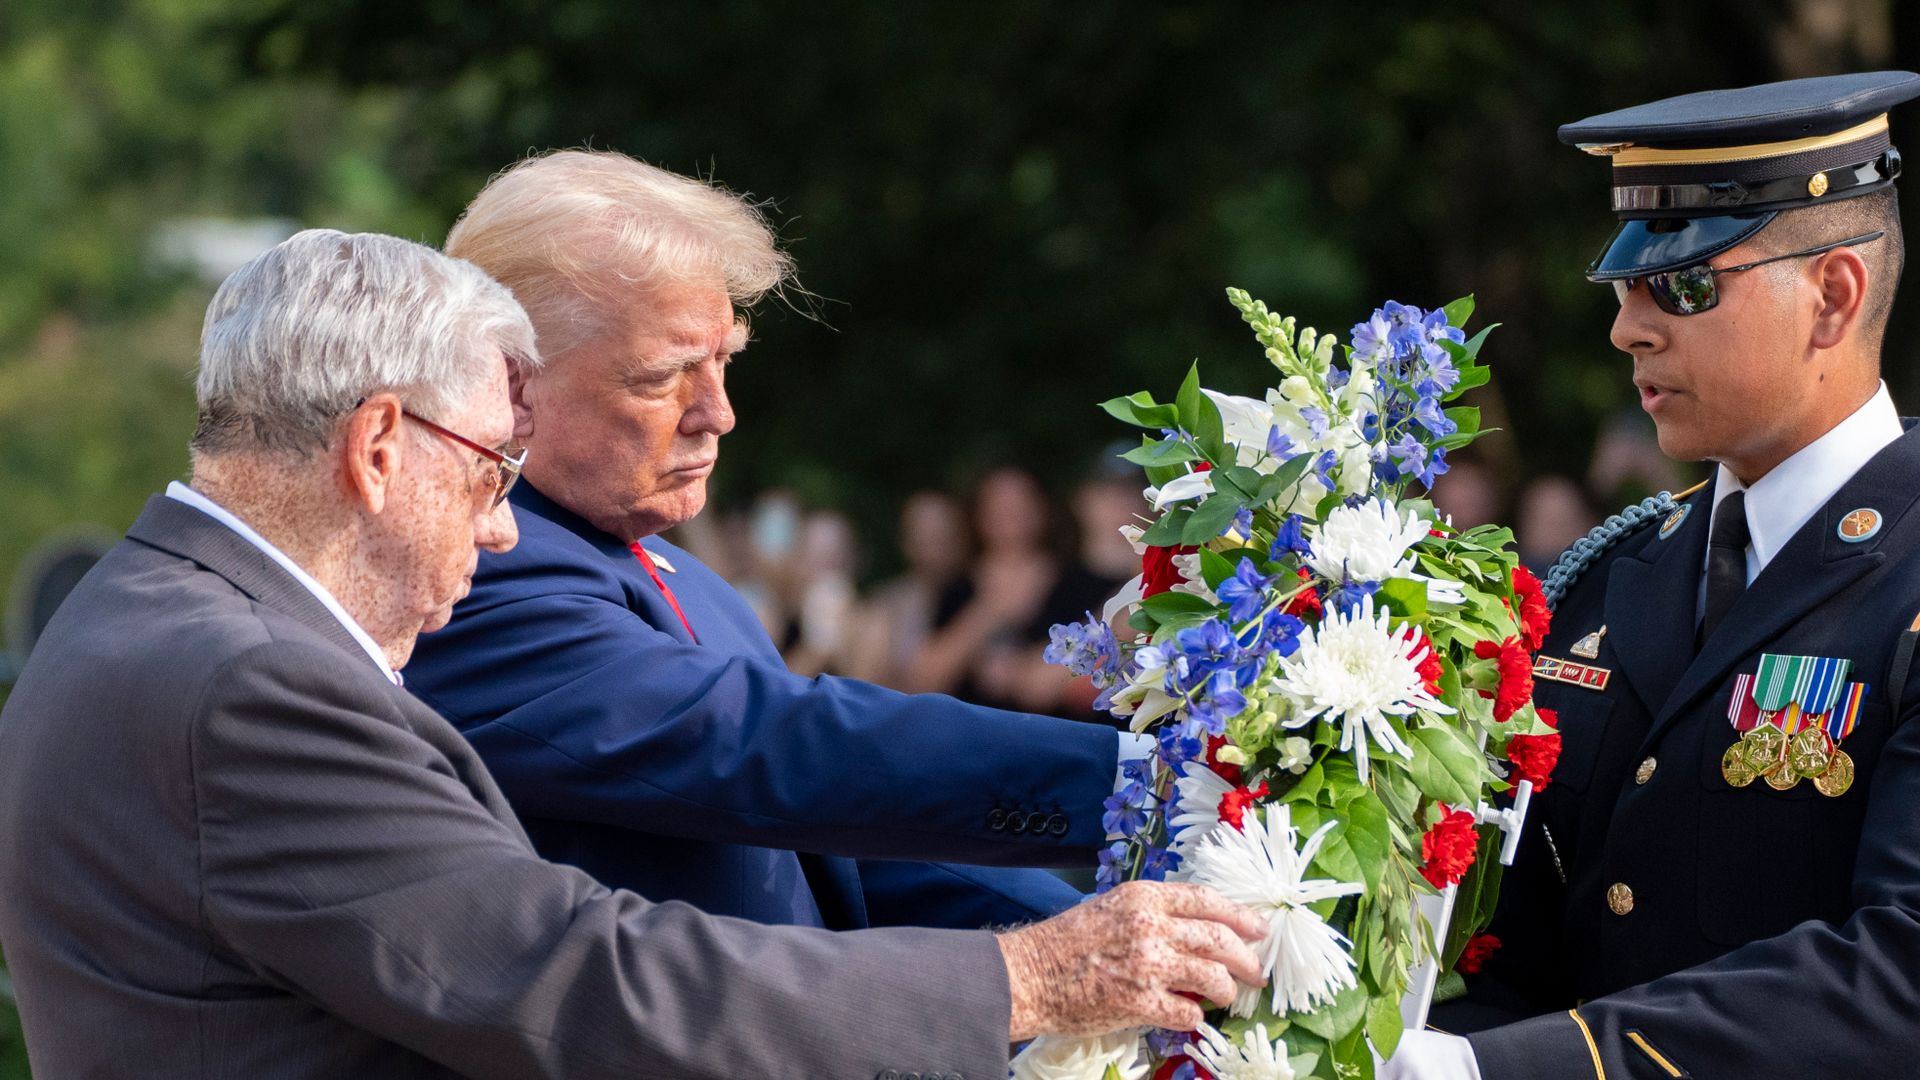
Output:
[1466,1009,1606,1080]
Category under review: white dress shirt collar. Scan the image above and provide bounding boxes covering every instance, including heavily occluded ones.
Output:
[165,481,402,686]
[1708,381,1902,583]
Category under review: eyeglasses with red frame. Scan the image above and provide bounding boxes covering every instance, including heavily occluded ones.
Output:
[400,409,527,510]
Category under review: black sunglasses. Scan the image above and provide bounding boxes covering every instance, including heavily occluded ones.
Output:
[1607,230,1886,316]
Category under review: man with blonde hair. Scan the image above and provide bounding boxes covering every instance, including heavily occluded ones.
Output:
[408,151,1153,934]
[0,228,1267,1078]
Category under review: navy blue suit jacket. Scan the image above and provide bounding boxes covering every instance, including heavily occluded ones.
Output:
[1443,423,1920,1078]
[407,484,1112,931]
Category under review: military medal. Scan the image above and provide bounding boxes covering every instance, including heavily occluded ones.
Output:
[1723,658,1870,797]
[1814,750,1856,797]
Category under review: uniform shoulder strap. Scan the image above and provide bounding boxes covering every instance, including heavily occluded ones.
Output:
[1887,608,1920,719]
[1540,480,1709,611]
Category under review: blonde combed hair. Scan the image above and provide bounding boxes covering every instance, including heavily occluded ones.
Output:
[446,149,794,359]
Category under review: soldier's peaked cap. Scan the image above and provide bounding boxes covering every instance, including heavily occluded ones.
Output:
[1560,71,1920,280]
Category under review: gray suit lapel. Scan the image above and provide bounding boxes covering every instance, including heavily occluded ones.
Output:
[124,495,383,678]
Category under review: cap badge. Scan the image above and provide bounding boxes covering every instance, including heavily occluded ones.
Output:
[1809,171,1831,197]
[1658,504,1692,539]
[1838,508,1882,543]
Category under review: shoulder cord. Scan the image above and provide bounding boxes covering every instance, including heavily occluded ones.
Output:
[1540,492,1677,612]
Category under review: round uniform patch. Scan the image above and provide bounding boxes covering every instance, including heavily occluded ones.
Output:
[1658,504,1692,539]
[1838,508,1882,543]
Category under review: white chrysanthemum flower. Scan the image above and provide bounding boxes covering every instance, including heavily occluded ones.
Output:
[1304,497,1430,583]
[1270,594,1452,783]
[1010,1030,1149,1080]
[1185,804,1364,1017]
[1167,761,1236,860]
[1186,1022,1296,1080]
[1146,470,1215,510]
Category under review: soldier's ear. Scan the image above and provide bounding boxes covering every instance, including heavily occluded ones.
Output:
[1807,246,1870,352]
[339,394,407,515]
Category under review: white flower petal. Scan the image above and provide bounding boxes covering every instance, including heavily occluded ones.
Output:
[1187,1021,1296,1080]
[1102,574,1145,623]
[1011,1031,1149,1080]
[1304,497,1433,584]
[1185,804,1363,1017]
[1147,471,1215,510]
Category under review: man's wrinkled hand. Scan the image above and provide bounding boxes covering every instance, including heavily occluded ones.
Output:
[996,880,1267,1041]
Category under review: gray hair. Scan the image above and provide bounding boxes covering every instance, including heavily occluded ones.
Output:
[191,228,540,456]
[446,150,794,359]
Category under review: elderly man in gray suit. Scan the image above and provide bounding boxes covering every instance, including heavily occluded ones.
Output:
[0,229,1265,1079]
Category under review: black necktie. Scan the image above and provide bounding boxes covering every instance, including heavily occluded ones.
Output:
[1702,490,1751,645]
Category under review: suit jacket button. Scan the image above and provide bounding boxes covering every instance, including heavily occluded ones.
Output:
[1008,812,1030,834]
[988,809,1008,831]
[1046,813,1069,836]
[901,1072,921,1080]
[1607,882,1635,915]
[1635,757,1657,784]
[877,1071,900,1080]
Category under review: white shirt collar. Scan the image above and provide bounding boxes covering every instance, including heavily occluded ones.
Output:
[1707,381,1902,583]
[165,481,402,686]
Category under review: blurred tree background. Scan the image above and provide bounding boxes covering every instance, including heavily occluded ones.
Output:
[0,1,1911,1072]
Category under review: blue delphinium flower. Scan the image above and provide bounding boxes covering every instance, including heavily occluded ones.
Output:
[1094,841,1131,893]
[1139,845,1182,882]
[1300,406,1331,440]
[1325,577,1382,616]
[1157,717,1207,767]
[1270,514,1311,559]
[1187,671,1247,735]
[1216,557,1274,624]
[1146,1030,1192,1060]
[1267,425,1295,460]
[1102,778,1153,838]
[1043,611,1121,685]
[1258,609,1307,658]
[1413,394,1456,438]
[1226,506,1254,539]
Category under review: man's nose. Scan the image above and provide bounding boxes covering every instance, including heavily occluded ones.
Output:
[681,362,736,437]
[1609,281,1666,356]
[477,498,519,554]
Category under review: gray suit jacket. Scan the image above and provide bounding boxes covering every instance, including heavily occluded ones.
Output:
[0,496,1010,1079]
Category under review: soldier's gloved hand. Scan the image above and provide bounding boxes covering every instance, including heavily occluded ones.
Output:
[1378,1030,1484,1080]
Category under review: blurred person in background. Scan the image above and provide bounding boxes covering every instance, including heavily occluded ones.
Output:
[846,490,972,688]
[1586,408,1693,508]
[1429,454,1503,531]
[406,150,1170,938]
[780,508,861,676]
[1514,474,1599,575]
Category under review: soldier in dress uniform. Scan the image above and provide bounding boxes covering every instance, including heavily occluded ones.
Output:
[1396,72,1920,1080]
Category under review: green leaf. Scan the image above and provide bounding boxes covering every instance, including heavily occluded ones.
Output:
[1315,793,1391,892]
[1462,322,1500,359]
[1442,295,1475,329]
[1366,986,1407,1060]
[1175,362,1206,433]
[1258,453,1316,505]
[1098,391,1179,429]
[1141,509,1190,546]
[1194,392,1227,459]
[1128,607,1158,635]
[1376,576,1429,620]
[1452,363,1491,393]
[1407,722,1486,808]
[1220,465,1265,502]
[1140,590,1217,619]
[1199,547,1240,591]
[1278,762,1324,804]
[1121,435,1201,468]
[1182,493,1245,545]
[1444,406,1480,436]
[1291,982,1368,1040]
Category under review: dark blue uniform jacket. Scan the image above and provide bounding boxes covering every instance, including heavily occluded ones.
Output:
[407,484,1111,932]
[1450,423,1920,1078]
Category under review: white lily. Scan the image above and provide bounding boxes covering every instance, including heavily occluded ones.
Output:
[1145,470,1214,510]
[1185,804,1365,1017]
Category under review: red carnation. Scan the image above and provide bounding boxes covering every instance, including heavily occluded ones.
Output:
[1507,706,1562,792]
[1414,632,1446,697]
[1285,567,1323,619]
[1142,543,1199,598]
[1473,637,1534,723]
[1512,566,1552,652]
[1204,735,1243,786]
[1458,933,1502,975]
[1217,781,1270,831]
[1419,806,1480,890]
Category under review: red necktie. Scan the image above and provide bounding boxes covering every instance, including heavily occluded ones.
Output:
[629,542,698,643]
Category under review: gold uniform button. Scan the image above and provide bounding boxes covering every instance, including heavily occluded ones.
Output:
[1608,882,1635,915]
[1635,757,1657,784]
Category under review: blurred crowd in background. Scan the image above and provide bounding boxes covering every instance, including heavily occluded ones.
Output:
[679,416,1693,726]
